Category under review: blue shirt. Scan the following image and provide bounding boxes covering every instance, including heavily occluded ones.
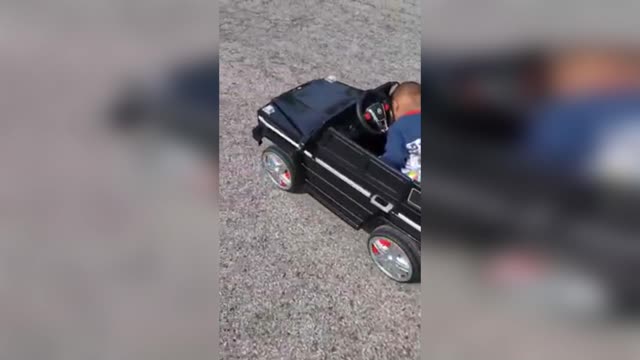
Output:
[523,90,640,177]
[381,111,421,172]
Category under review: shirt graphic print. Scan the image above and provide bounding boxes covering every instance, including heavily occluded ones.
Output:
[402,138,421,183]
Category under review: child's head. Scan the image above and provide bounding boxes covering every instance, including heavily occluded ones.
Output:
[392,81,421,119]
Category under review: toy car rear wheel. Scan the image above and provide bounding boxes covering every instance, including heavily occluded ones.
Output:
[368,225,420,283]
[261,145,303,193]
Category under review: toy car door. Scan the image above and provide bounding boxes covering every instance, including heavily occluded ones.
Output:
[304,127,415,229]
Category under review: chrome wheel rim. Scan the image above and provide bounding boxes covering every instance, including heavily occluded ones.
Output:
[262,151,292,190]
[369,236,413,282]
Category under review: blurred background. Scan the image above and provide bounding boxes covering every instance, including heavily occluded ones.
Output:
[0,1,218,359]
[421,1,640,359]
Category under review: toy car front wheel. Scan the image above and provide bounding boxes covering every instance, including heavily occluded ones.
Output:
[368,225,420,283]
[261,145,303,193]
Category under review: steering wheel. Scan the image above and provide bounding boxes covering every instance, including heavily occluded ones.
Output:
[356,89,393,135]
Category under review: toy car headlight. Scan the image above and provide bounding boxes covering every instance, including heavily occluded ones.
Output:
[325,75,337,83]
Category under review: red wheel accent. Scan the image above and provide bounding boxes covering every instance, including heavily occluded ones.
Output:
[283,170,291,180]
[364,112,372,121]
[371,244,379,255]
[379,239,392,248]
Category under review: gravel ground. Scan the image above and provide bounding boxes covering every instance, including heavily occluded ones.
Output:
[219,0,420,359]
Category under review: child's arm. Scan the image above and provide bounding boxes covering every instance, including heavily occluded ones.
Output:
[380,128,407,169]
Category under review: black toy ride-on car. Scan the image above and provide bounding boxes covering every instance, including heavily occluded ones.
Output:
[252,76,421,283]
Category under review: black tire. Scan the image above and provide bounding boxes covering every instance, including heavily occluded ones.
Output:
[368,225,421,283]
[261,145,304,193]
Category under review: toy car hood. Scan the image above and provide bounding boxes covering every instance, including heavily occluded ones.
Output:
[257,78,363,146]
